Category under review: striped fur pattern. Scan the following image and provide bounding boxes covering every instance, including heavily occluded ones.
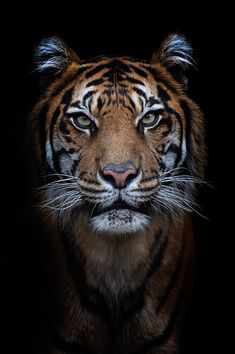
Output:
[29,33,206,353]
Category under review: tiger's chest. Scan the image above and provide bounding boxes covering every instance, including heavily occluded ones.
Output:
[38,217,193,354]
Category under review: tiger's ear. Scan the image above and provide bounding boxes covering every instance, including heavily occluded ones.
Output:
[151,33,195,89]
[34,36,80,87]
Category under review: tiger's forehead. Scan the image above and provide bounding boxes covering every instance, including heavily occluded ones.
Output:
[63,57,171,116]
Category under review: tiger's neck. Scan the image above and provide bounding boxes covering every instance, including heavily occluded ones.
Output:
[39,213,188,304]
[69,222,163,295]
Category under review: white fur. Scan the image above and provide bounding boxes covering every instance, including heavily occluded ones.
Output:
[162,34,195,67]
[46,139,54,169]
[35,37,68,73]
[90,210,150,234]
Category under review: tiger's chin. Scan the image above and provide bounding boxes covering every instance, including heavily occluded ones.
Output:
[90,209,150,234]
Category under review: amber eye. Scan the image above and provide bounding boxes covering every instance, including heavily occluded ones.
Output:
[141,112,161,127]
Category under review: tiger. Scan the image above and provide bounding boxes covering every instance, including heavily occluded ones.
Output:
[28,33,206,354]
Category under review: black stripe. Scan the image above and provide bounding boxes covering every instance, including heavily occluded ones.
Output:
[179,99,191,160]
[71,99,83,109]
[114,285,145,328]
[104,59,130,73]
[133,87,147,103]
[173,111,184,167]
[157,116,173,137]
[125,76,145,86]
[61,86,74,105]
[97,96,104,112]
[116,232,167,324]
[60,231,108,318]
[129,64,148,78]
[86,78,104,87]
[83,90,97,106]
[111,232,166,325]
[103,69,123,83]
[146,234,168,279]
[146,96,161,107]
[63,135,76,143]
[60,229,123,354]
[116,61,131,73]
[165,107,184,167]
[165,143,179,155]
[59,120,70,135]
[132,288,185,353]
[128,96,136,111]
[56,147,77,156]
[157,84,171,102]
[49,106,62,172]
[56,147,68,156]
[123,57,148,64]
[85,63,113,79]
[156,234,185,314]
[77,65,92,77]
[121,100,135,114]
[71,156,81,176]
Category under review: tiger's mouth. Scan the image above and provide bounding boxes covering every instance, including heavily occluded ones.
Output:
[91,200,150,217]
[82,200,152,234]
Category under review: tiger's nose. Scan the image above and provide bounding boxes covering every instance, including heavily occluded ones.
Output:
[101,162,138,188]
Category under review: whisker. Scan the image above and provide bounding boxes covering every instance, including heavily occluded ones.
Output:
[35,173,82,218]
[146,167,210,220]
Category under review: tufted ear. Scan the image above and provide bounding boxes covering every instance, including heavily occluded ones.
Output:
[34,36,80,87]
[151,33,195,89]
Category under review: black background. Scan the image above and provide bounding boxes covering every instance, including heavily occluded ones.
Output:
[0,5,231,353]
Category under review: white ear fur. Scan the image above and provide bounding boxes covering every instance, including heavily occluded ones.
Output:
[152,33,195,68]
[35,37,69,74]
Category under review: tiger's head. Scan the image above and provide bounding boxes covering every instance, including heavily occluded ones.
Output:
[31,33,205,234]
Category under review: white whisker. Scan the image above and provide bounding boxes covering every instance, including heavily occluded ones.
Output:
[148,167,210,219]
[35,174,82,219]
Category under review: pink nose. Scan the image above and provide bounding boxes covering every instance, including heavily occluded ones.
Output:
[102,163,138,188]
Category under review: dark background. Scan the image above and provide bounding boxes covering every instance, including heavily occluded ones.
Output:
[1,5,231,353]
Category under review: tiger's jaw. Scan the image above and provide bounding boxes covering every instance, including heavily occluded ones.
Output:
[89,201,150,234]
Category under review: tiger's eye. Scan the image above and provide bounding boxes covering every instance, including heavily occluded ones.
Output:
[138,111,162,133]
[74,115,92,128]
[141,113,157,125]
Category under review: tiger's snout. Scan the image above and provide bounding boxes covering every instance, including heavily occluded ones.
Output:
[100,162,139,189]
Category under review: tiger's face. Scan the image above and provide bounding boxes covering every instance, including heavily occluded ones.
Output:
[32,34,205,234]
